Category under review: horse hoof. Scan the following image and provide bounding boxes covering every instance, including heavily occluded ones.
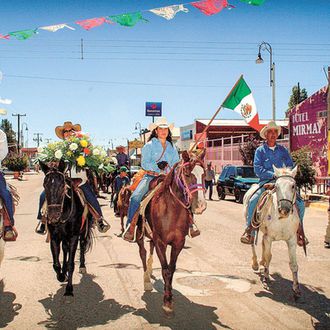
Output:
[252,263,259,271]
[57,274,66,282]
[162,304,174,316]
[262,279,270,290]
[144,282,153,291]
[64,295,74,304]
[79,267,87,274]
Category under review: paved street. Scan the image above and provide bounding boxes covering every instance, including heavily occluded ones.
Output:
[0,173,329,329]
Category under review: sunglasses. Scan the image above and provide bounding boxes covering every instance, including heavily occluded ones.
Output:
[63,129,74,134]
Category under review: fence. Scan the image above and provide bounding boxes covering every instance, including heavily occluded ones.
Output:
[204,135,289,173]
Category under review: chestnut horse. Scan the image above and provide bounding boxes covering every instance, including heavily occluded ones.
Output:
[136,150,207,314]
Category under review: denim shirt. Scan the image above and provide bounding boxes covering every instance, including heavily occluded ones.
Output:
[254,142,293,182]
[141,138,180,173]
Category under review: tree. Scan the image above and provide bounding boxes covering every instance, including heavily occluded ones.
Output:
[0,119,16,145]
[285,83,308,117]
[292,146,316,194]
[239,134,261,165]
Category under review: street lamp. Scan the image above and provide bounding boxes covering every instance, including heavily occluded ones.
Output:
[21,122,28,148]
[256,41,276,121]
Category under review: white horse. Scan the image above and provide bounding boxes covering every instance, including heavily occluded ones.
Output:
[243,166,301,298]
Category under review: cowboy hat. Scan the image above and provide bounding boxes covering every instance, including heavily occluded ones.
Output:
[260,121,281,140]
[148,117,174,132]
[55,121,81,139]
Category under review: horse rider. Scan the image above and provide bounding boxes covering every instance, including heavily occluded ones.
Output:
[123,117,199,242]
[113,166,130,216]
[0,129,16,240]
[240,121,306,246]
[116,146,129,168]
[37,121,110,234]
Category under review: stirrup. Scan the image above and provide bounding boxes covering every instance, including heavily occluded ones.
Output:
[123,224,137,243]
[188,224,200,238]
[96,218,111,233]
[240,228,254,245]
[3,226,18,242]
[35,221,47,235]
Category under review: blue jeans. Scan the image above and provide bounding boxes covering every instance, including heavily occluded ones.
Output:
[0,172,14,225]
[126,175,154,226]
[246,183,305,229]
[37,182,103,220]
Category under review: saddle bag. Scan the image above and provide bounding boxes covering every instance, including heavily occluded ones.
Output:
[129,169,146,192]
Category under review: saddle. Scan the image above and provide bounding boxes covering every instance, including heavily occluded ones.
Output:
[252,189,274,229]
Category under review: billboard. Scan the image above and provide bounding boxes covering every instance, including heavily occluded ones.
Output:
[289,86,328,177]
[146,102,162,117]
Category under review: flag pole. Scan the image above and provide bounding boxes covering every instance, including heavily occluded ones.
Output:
[189,74,243,152]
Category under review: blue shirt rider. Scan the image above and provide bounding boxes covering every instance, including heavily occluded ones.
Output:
[36,121,110,234]
[123,117,181,242]
[240,121,306,246]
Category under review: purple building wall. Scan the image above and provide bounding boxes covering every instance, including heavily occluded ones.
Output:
[289,86,328,177]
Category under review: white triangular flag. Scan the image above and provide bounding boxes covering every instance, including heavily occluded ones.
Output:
[149,4,189,20]
[0,98,12,105]
[39,24,75,32]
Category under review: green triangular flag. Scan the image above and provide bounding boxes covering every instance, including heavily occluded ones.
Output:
[239,0,266,5]
[109,12,148,27]
[9,29,38,40]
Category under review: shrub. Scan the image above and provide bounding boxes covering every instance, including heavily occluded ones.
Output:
[3,153,29,171]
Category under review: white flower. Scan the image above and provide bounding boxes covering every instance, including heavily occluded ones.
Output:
[101,150,107,157]
[111,157,118,165]
[69,142,78,151]
[37,146,44,153]
[54,150,63,159]
[92,148,100,156]
[98,164,104,170]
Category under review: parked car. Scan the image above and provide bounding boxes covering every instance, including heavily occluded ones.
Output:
[130,165,141,177]
[216,165,259,203]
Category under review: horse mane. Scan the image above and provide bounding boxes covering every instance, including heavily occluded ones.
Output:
[156,162,181,196]
[276,166,294,177]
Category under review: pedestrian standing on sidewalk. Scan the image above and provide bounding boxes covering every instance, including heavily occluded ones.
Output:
[205,162,215,201]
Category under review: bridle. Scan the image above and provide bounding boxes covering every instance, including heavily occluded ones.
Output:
[275,175,296,212]
[44,169,74,224]
[169,160,206,209]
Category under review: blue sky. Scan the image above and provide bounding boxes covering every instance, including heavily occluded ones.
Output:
[0,0,329,148]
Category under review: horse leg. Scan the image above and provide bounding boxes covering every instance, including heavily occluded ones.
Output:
[50,238,65,282]
[147,240,154,277]
[251,244,259,271]
[61,240,69,281]
[137,237,152,291]
[79,233,87,274]
[120,214,124,234]
[261,235,272,289]
[286,237,301,300]
[64,236,79,297]
[0,239,5,267]
[154,240,173,314]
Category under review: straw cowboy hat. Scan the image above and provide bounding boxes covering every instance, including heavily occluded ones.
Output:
[55,121,81,139]
[260,121,281,140]
[149,117,174,132]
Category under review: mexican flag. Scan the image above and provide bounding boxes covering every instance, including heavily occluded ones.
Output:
[222,76,263,131]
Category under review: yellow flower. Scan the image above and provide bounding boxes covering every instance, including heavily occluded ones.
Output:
[80,140,88,148]
[77,155,86,167]
[66,151,73,156]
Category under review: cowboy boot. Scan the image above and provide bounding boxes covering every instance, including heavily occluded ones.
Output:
[123,212,139,242]
[297,223,309,247]
[36,223,46,235]
[240,226,255,245]
[96,217,111,233]
[189,223,200,238]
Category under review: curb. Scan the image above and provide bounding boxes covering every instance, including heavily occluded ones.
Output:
[308,202,328,211]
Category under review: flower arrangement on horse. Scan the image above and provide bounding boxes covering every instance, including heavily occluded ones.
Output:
[37,132,108,172]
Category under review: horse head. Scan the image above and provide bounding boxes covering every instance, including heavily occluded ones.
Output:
[181,150,207,215]
[273,165,298,218]
[40,160,68,224]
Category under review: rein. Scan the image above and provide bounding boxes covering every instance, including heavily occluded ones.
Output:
[275,175,296,211]
[169,160,205,209]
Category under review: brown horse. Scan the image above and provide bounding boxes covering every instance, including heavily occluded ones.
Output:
[117,186,132,234]
[136,150,207,314]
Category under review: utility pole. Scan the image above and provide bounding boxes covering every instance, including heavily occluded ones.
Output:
[33,133,43,147]
[12,113,26,152]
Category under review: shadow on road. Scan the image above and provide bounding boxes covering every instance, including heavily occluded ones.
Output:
[0,280,22,328]
[133,279,231,329]
[255,272,330,329]
[38,274,135,329]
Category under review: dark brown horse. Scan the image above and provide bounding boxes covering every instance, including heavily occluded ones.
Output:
[117,186,132,234]
[136,150,207,314]
[40,160,93,298]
